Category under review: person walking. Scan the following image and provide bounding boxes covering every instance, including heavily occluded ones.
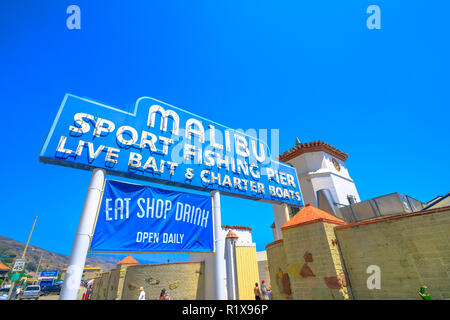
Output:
[261,280,269,300]
[159,288,168,300]
[267,285,273,300]
[254,282,261,300]
[138,287,146,300]
[15,286,21,300]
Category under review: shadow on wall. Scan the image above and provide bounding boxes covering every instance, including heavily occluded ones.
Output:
[195,265,205,300]
[121,262,205,300]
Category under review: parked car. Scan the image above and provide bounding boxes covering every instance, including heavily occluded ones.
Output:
[20,285,40,300]
[40,285,61,296]
[0,287,10,300]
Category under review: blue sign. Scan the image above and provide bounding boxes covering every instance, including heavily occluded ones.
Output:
[40,270,58,278]
[40,94,303,206]
[89,180,214,252]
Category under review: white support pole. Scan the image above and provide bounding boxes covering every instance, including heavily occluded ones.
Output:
[282,203,291,222]
[225,238,238,300]
[272,203,291,240]
[60,168,105,300]
[212,190,226,300]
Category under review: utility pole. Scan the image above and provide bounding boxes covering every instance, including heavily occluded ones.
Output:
[8,216,38,300]
[22,216,37,259]
[35,253,44,279]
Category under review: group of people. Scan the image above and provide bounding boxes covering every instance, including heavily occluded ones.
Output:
[254,280,272,300]
[138,287,170,300]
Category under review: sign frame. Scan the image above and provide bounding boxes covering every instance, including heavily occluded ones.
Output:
[12,258,26,272]
[39,94,304,207]
[39,270,59,278]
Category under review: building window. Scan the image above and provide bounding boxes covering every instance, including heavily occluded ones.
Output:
[347,195,357,205]
[289,206,300,218]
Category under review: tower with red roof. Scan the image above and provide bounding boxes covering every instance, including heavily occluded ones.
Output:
[266,203,350,300]
[272,140,360,240]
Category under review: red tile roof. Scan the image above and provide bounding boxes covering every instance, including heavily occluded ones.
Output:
[0,262,10,270]
[118,255,139,265]
[225,230,239,239]
[222,225,252,231]
[279,141,348,162]
[281,204,346,230]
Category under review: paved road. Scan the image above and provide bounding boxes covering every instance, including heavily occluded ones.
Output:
[38,294,59,300]
[37,286,87,300]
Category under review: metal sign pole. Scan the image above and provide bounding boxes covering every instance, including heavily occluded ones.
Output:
[60,168,105,300]
[212,190,226,300]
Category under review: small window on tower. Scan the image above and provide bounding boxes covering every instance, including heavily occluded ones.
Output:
[332,158,341,172]
[289,206,299,218]
[347,195,356,205]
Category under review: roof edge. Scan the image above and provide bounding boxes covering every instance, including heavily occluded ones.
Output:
[279,141,348,162]
[265,239,284,249]
[222,225,252,231]
[281,217,346,230]
[335,205,450,230]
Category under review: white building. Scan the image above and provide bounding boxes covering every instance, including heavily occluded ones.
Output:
[257,251,270,287]
[189,225,257,300]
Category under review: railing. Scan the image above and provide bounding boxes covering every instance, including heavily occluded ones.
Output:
[336,193,426,223]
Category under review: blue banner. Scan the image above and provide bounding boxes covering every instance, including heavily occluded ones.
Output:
[39,94,304,206]
[89,180,214,252]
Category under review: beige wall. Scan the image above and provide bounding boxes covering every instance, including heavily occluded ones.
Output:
[266,222,350,300]
[336,208,450,300]
[61,268,102,281]
[266,206,450,300]
[282,222,348,300]
[266,240,289,300]
[82,269,102,281]
[106,268,120,300]
[91,272,110,300]
[120,262,205,300]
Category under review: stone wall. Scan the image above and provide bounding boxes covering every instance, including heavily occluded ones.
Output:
[336,206,450,300]
[265,206,450,300]
[120,262,205,300]
[106,268,120,300]
[266,240,289,300]
[61,267,102,281]
[91,272,110,300]
[282,222,348,300]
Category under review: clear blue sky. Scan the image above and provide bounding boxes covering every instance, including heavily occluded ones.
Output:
[0,1,448,263]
